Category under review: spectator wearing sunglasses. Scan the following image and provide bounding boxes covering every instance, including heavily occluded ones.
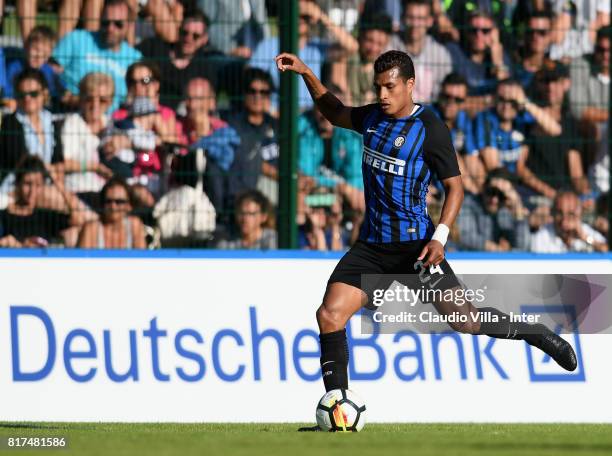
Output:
[513,11,554,92]
[474,79,561,200]
[446,11,513,115]
[78,177,146,249]
[221,68,278,206]
[431,73,483,195]
[138,8,223,110]
[456,167,530,251]
[60,73,116,209]
[52,0,142,112]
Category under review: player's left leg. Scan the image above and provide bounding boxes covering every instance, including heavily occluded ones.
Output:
[425,260,577,372]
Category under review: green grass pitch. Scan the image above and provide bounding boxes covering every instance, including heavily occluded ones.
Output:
[1,423,611,456]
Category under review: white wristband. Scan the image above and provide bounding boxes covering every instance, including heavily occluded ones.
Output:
[431,223,450,246]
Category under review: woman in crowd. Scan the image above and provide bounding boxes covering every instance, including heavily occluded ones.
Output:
[60,72,115,209]
[0,156,81,247]
[216,189,277,249]
[78,177,146,249]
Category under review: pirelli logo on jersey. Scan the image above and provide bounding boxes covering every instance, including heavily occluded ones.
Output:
[363,146,406,176]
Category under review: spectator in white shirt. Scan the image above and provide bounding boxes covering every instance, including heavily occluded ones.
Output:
[530,191,608,252]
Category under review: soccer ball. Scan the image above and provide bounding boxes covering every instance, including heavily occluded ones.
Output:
[315,389,366,432]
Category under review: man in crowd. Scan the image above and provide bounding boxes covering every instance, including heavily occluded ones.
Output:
[387,0,452,103]
[514,11,554,91]
[138,9,224,110]
[530,191,607,252]
[432,73,483,195]
[457,168,530,251]
[222,68,277,205]
[52,0,141,112]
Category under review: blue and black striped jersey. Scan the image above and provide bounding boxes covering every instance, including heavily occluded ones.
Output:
[350,103,460,243]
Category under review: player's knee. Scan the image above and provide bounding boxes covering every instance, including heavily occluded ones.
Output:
[316,304,346,332]
[448,319,479,335]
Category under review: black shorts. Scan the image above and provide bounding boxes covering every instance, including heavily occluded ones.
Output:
[328,240,460,304]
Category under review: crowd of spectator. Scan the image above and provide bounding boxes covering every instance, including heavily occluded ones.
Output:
[0,0,609,253]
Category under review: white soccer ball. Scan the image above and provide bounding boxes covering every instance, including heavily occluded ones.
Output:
[315,389,366,432]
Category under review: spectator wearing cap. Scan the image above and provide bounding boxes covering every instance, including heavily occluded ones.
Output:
[530,191,607,252]
[513,11,554,92]
[197,0,269,58]
[386,0,452,104]
[329,12,392,105]
[569,26,610,144]
[457,168,530,251]
[525,60,592,202]
[2,26,65,113]
[221,68,278,206]
[52,0,142,112]
[249,0,358,111]
[137,8,224,110]
[474,79,561,188]
[446,10,513,115]
[431,73,483,195]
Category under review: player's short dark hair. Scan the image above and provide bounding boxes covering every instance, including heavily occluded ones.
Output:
[359,12,392,36]
[182,8,210,29]
[243,67,274,91]
[596,25,611,43]
[403,0,432,14]
[374,50,415,80]
[15,155,47,184]
[14,67,48,93]
[441,72,468,88]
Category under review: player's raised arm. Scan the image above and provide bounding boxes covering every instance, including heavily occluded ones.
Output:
[275,53,353,130]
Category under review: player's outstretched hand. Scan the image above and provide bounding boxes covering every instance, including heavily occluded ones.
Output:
[418,240,445,268]
[275,53,309,75]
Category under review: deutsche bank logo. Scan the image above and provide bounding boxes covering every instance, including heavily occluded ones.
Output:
[522,305,585,382]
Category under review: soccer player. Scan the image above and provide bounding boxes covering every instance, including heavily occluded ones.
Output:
[275,50,577,429]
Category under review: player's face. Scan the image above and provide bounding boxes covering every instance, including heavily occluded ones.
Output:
[467,16,494,52]
[359,29,389,63]
[438,83,467,121]
[526,17,552,54]
[404,4,433,43]
[373,68,414,117]
[16,172,44,207]
[553,194,582,241]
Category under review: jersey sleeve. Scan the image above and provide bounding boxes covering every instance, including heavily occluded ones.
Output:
[423,113,460,180]
[350,104,378,135]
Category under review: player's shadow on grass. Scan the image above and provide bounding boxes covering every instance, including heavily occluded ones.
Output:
[0,423,62,430]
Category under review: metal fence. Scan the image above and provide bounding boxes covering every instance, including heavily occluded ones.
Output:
[0,0,609,252]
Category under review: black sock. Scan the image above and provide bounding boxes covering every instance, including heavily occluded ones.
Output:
[477,307,533,340]
[319,329,349,391]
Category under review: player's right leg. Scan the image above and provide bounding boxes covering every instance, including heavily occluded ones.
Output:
[316,282,367,392]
